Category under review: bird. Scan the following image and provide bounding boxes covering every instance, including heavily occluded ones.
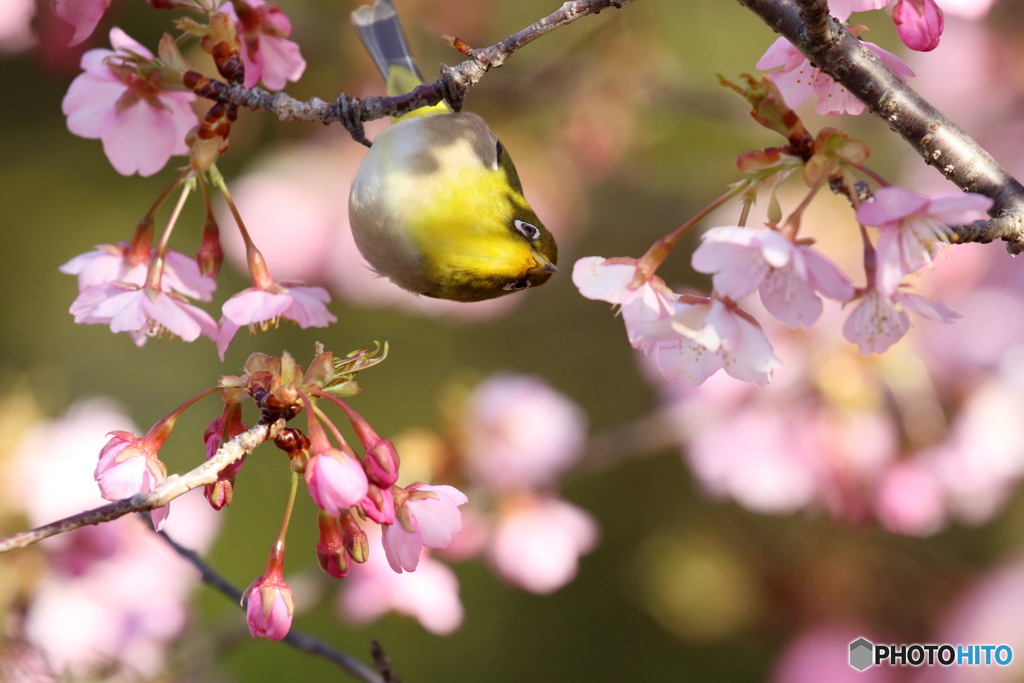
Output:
[348,0,558,302]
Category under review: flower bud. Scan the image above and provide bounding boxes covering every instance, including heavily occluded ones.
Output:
[315,511,349,578]
[242,572,294,641]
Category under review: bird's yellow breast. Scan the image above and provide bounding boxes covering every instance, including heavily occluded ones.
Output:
[349,112,542,300]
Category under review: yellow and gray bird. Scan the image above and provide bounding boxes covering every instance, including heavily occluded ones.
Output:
[348,0,558,302]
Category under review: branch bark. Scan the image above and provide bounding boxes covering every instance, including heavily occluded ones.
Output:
[738,0,1024,253]
[190,0,635,127]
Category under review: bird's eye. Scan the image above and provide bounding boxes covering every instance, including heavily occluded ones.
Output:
[514,219,541,241]
[502,279,532,292]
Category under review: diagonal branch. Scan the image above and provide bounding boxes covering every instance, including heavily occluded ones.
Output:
[152,520,387,683]
[187,0,634,129]
[0,420,283,554]
[738,0,1024,253]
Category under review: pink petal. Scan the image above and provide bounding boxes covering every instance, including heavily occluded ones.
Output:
[55,0,111,46]
[896,292,961,323]
[251,35,306,90]
[107,27,152,58]
[656,338,724,386]
[222,289,292,325]
[101,101,184,177]
[759,264,823,329]
[893,0,944,52]
[572,257,640,304]
[801,246,855,302]
[843,293,910,355]
[755,37,805,71]
[926,192,993,225]
[62,73,125,139]
[281,285,335,327]
[874,228,907,297]
[858,186,931,227]
[382,524,422,573]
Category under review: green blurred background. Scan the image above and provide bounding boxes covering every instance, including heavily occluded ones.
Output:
[4,0,1023,681]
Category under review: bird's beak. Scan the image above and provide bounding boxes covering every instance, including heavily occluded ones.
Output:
[529,251,558,275]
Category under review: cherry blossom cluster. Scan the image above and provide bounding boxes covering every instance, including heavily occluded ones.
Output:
[57,0,332,359]
[574,49,993,387]
[91,344,468,641]
[331,373,594,634]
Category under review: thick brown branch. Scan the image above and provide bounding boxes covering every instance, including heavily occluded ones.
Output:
[738,0,1024,253]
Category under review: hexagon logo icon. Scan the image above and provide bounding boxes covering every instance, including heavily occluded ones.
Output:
[850,637,874,671]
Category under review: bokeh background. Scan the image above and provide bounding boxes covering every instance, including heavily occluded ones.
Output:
[4,0,1024,680]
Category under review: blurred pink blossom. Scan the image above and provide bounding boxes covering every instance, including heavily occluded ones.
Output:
[893,0,944,51]
[0,0,35,52]
[62,28,197,176]
[226,0,306,90]
[858,187,992,296]
[691,226,854,328]
[771,623,897,683]
[54,0,110,46]
[487,495,598,594]
[383,484,467,573]
[757,36,914,115]
[7,400,221,677]
[923,558,1024,683]
[938,0,995,19]
[874,460,946,536]
[461,374,587,491]
[339,525,463,635]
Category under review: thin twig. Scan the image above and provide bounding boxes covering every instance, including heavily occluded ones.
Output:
[188,0,635,127]
[0,420,283,553]
[151,520,387,683]
[737,0,1024,253]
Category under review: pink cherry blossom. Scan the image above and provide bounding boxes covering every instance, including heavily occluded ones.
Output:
[95,430,170,529]
[227,0,306,90]
[383,484,468,573]
[339,525,464,635]
[243,573,294,641]
[757,36,915,115]
[461,374,587,491]
[62,28,197,177]
[304,450,369,516]
[691,226,854,328]
[54,0,111,46]
[217,282,336,359]
[857,187,993,296]
[654,297,782,386]
[60,243,217,300]
[573,255,676,353]
[69,282,219,346]
[843,286,960,355]
[770,623,894,683]
[487,496,598,594]
[893,0,944,51]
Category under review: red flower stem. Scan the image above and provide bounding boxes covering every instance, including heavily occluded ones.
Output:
[266,471,299,570]
[144,385,221,445]
[144,178,194,290]
[640,180,751,272]
[210,166,275,290]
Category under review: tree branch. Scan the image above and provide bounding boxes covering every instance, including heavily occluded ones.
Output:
[152,520,387,683]
[0,420,283,554]
[737,0,1024,253]
[188,0,634,128]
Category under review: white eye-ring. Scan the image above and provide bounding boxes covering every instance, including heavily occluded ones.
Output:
[514,219,541,241]
[502,279,532,291]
